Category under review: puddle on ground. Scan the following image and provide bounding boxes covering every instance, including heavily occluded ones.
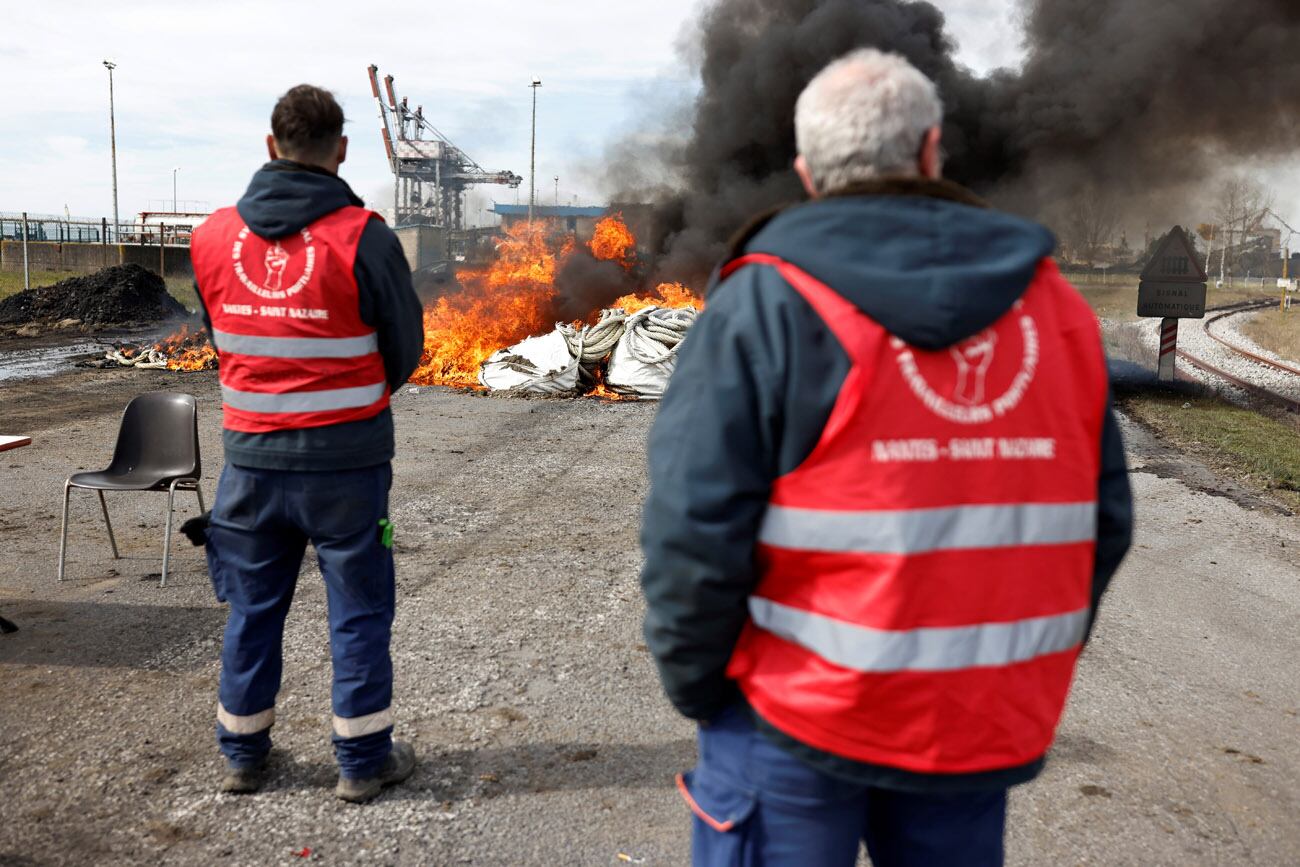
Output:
[0,342,111,383]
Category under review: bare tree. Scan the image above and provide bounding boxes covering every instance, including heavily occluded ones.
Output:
[1213,176,1273,284]
[1060,185,1121,268]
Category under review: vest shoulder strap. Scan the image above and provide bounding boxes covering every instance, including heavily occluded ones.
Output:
[721,253,874,359]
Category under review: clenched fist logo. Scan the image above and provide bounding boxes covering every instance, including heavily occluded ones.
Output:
[950,331,998,406]
[263,243,290,293]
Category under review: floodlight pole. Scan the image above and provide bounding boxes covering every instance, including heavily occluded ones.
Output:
[173,167,179,213]
[104,61,120,242]
[529,79,542,225]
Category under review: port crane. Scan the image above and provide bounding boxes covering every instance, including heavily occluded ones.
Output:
[368,65,522,230]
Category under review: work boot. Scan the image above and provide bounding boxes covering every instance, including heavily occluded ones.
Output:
[334,741,416,803]
[219,759,267,794]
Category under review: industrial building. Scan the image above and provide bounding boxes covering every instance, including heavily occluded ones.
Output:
[489,204,608,236]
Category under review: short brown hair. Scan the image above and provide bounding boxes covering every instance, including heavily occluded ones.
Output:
[271,85,345,161]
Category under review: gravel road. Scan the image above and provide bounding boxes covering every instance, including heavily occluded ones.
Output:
[0,368,1297,865]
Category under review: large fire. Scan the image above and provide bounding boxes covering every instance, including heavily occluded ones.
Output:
[144,213,699,386]
[156,324,218,371]
[589,212,637,266]
[409,213,700,387]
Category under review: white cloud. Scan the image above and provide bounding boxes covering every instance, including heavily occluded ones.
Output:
[3,1,1101,221]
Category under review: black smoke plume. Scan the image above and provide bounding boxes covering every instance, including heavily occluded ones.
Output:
[553,251,638,320]
[617,0,1300,283]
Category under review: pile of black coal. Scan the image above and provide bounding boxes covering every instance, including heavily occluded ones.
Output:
[0,264,186,327]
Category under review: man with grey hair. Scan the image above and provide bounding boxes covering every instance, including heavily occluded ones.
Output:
[641,48,1132,865]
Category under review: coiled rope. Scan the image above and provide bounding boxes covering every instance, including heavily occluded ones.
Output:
[558,308,629,385]
[106,348,169,369]
[618,307,696,365]
[607,307,698,397]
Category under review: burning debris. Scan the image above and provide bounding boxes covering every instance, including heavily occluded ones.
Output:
[0,264,186,329]
[411,214,701,397]
[97,325,218,371]
[101,214,699,395]
[479,304,698,399]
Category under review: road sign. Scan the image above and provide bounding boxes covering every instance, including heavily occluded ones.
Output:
[1140,225,1208,283]
[1137,281,1208,318]
[1139,226,1207,319]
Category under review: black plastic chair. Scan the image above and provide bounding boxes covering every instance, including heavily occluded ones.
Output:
[57,392,205,587]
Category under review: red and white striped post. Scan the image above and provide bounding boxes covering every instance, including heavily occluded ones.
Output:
[1158,317,1178,382]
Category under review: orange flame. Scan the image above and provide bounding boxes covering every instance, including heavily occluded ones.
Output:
[142,214,702,388]
[154,324,218,371]
[613,282,702,315]
[409,220,560,387]
[407,214,705,389]
[589,213,636,267]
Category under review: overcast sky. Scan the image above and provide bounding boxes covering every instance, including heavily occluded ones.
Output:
[0,1,1025,223]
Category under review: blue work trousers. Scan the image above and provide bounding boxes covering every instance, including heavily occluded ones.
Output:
[680,707,1007,867]
[206,462,396,779]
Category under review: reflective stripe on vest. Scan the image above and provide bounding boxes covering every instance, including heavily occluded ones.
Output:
[212,329,379,359]
[760,502,1097,555]
[750,597,1089,673]
[221,382,387,414]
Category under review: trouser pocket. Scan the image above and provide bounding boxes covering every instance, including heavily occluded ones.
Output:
[678,769,758,866]
[204,533,227,603]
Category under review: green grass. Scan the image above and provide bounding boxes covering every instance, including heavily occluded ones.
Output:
[1240,307,1300,363]
[166,276,199,313]
[1117,388,1300,510]
[0,269,71,299]
[0,268,198,313]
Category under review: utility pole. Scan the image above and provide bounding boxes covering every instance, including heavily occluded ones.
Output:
[172,167,179,212]
[529,78,542,224]
[554,176,559,206]
[104,61,119,243]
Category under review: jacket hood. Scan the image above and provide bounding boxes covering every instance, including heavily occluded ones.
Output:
[742,178,1056,350]
[236,160,364,239]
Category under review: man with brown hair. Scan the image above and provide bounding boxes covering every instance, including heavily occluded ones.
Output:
[191,84,424,803]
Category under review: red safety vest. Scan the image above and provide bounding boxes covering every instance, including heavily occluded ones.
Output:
[191,206,391,434]
[723,253,1107,775]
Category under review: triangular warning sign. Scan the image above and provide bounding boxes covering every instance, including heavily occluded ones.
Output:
[1140,225,1208,283]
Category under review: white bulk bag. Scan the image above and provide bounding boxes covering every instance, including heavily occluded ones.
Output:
[478,328,583,395]
[605,306,698,400]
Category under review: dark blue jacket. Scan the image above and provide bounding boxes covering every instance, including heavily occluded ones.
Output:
[640,178,1134,792]
[196,161,425,471]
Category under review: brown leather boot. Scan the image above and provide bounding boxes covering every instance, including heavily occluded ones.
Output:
[334,741,416,803]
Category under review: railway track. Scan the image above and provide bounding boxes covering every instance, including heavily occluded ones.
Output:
[1175,301,1300,413]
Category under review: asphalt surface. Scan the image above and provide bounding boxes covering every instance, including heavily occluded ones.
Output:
[0,368,1297,865]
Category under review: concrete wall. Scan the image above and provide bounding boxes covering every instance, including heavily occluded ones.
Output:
[0,240,192,276]
[395,225,448,273]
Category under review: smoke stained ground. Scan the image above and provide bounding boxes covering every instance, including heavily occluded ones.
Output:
[613,0,1300,283]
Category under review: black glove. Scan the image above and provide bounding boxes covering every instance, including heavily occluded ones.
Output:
[181,511,212,547]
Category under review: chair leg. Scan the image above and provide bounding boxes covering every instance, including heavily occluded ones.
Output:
[58,482,72,582]
[195,483,206,513]
[97,490,119,559]
[161,483,178,588]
